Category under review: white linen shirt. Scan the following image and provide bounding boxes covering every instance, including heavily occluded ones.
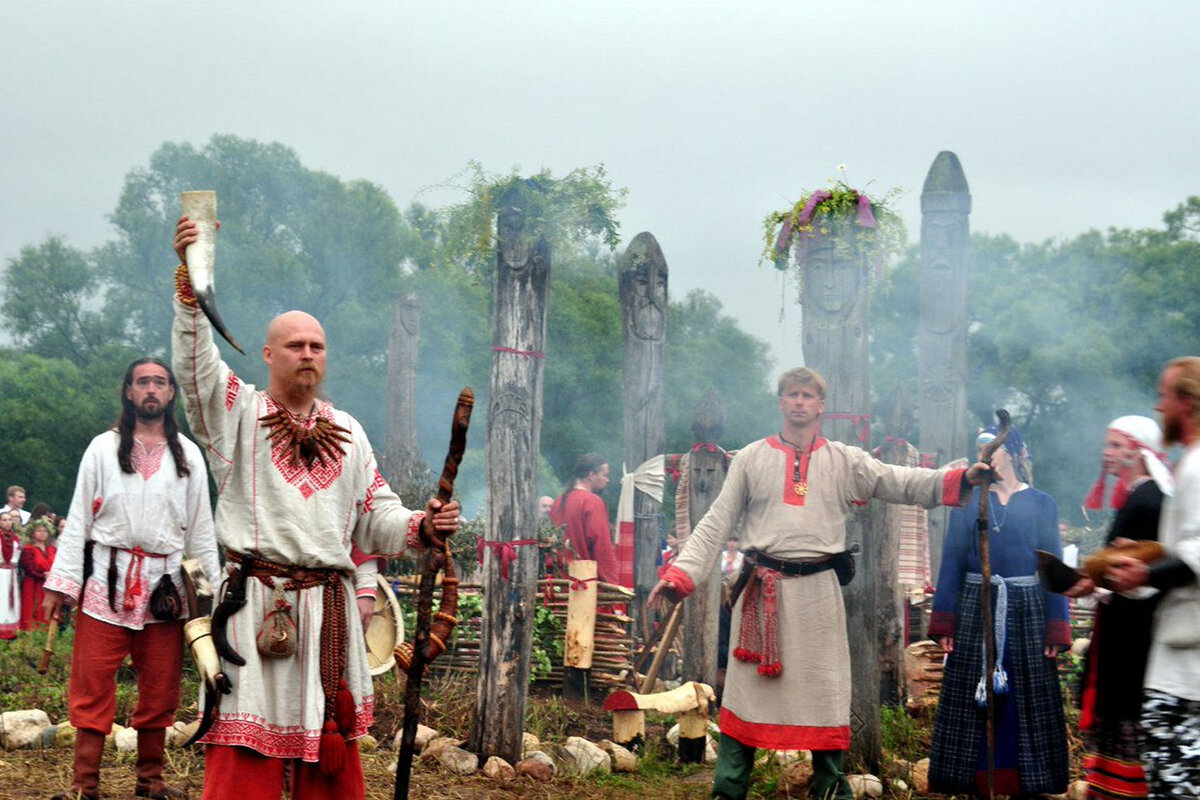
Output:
[1145,440,1200,700]
[45,430,219,628]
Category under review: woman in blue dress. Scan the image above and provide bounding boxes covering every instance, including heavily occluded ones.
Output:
[929,424,1070,797]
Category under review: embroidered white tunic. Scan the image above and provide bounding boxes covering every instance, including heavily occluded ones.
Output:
[44,431,219,628]
[663,436,962,750]
[172,299,421,761]
[0,534,20,638]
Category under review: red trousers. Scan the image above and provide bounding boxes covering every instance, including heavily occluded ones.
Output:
[202,742,365,800]
[68,611,184,732]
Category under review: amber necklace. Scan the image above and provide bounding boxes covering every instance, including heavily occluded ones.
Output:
[259,396,352,467]
[780,432,817,496]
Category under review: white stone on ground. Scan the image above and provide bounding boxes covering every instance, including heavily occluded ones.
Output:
[0,710,50,750]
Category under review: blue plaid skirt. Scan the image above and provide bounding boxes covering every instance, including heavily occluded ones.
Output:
[929,577,1070,795]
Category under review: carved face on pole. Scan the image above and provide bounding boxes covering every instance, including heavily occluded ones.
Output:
[629,259,667,341]
[803,240,860,318]
[497,191,534,270]
[689,457,720,494]
[919,214,967,334]
[398,294,420,336]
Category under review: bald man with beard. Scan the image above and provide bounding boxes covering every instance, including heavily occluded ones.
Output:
[172,217,460,800]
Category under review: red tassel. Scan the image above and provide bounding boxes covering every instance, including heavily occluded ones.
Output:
[1110,469,1131,510]
[757,661,783,678]
[1083,468,1107,511]
[335,679,356,734]
[733,647,761,664]
[319,720,346,777]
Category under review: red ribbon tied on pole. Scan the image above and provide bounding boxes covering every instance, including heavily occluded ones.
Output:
[569,575,598,592]
[476,538,538,580]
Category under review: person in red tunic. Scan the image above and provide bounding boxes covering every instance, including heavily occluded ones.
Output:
[549,453,619,584]
[18,516,56,630]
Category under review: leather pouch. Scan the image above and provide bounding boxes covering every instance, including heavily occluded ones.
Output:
[149,573,183,621]
[257,585,298,659]
[832,548,857,587]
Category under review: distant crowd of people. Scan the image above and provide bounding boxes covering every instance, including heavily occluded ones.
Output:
[0,484,62,638]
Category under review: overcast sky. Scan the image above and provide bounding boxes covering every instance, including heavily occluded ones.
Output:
[2,2,1196,367]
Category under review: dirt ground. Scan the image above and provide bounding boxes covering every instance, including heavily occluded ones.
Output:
[0,683,717,800]
[0,747,716,800]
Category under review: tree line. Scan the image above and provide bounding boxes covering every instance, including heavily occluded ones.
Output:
[3,134,1198,524]
[0,135,775,514]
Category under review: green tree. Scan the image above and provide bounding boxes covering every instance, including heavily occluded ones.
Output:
[666,289,776,451]
[0,352,130,512]
[1,237,124,365]
[94,135,415,438]
[0,140,780,522]
[871,199,1200,523]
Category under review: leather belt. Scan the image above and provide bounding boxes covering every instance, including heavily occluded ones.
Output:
[724,549,837,612]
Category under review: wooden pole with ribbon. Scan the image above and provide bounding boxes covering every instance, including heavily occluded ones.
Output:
[393,387,473,800]
[977,408,1010,800]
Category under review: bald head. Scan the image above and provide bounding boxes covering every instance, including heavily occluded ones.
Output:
[263,310,327,409]
[266,310,324,346]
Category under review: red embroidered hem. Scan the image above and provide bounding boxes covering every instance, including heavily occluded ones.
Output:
[973,768,1021,796]
[718,707,849,751]
[405,512,425,551]
[1083,753,1149,797]
[200,698,374,761]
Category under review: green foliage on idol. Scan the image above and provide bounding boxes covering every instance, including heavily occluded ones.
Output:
[760,168,907,279]
[435,160,627,275]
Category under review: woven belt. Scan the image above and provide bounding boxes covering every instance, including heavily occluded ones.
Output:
[228,550,347,589]
[225,550,355,769]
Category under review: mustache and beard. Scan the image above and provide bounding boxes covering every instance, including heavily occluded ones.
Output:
[133,397,168,423]
[1163,414,1184,447]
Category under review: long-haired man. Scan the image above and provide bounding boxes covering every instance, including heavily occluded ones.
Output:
[44,358,220,799]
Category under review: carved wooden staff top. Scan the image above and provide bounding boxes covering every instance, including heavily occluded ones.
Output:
[394,387,473,800]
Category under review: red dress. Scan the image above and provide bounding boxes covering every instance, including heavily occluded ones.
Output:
[549,489,618,584]
[19,544,55,630]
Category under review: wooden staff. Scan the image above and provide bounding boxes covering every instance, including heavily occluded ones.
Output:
[394,388,473,800]
[636,599,683,693]
[37,619,59,674]
[977,408,1010,800]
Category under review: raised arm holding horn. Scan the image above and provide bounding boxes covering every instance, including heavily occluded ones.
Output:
[171,216,459,800]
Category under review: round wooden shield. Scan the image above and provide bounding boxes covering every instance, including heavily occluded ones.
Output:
[365,574,404,676]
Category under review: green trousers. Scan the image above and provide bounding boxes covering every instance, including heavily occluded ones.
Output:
[712,733,853,800]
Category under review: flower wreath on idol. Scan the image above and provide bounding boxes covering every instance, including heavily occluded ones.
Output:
[760,170,906,289]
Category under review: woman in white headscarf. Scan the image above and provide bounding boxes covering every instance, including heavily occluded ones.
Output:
[1072,415,1172,800]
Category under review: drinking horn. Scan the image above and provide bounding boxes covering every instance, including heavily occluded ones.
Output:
[181,191,245,355]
